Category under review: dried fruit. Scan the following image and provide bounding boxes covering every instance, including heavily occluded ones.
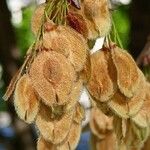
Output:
[29,51,76,107]
[67,11,89,38]
[125,122,149,150]
[43,25,88,72]
[37,122,82,150]
[37,137,55,150]
[107,90,144,119]
[42,28,70,57]
[113,116,149,150]
[56,122,82,150]
[107,70,145,119]
[14,74,39,123]
[87,50,115,102]
[132,82,150,128]
[91,133,117,150]
[84,0,111,37]
[36,102,74,144]
[90,107,113,139]
[104,48,117,88]
[111,44,141,98]
[68,0,109,40]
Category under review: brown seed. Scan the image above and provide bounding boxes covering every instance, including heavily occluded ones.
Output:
[87,50,114,102]
[90,107,113,139]
[37,136,56,150]
[113,117,130,150]
[67,11,89,38]
[68,2,100,40]
[89,93,112,116]
[104,48,118,89]
[14,74,39,123]
[31,4,45,35]
[125,121,149,149]
[91,133,117,150]
[43,25,88,72]
[93,107,113,132]
[56,122,82,150]
[132,82,150,128]
[37,123,81,150]
[42,29,70,57]
[111,45,141,98]
[84,17,100,40]
[113,116,149,150]
[29,51,76,107]
[107,85,145,119]
[36,102,74,144]
[107,70,145,118]
[84,0,111,37]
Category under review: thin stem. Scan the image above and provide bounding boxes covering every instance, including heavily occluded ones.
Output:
[112,18,123,49]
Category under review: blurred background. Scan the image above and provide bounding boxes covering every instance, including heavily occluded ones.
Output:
[0,0,149,149]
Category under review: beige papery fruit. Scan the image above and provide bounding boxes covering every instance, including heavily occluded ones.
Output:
[31,4,45,35]
[14,74,39,123]
[84,0,111,38]
[37,122,82,150]
[56,123,82,150]
[43,25,88,72]
[132,82,150,128]
[67,0,111,40]
[36,102,74,144]
[29,50,76,107]
[37,137,56,150]
[55,103,84,150]
[113,116,149,150]
[111,44,141,98]
[90,107,117,150]
[67,4,99,40]
[91,133,117,150]
[87,49,116,103]
[90,107,113,139]
[37,103,84,150]
[107,69,146,119]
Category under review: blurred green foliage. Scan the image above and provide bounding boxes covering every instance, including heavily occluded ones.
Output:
[14,6,35,58]
[111,5,130,49]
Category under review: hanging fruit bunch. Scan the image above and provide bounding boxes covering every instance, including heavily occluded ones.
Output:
[4,0,87,149]
[87,42,150,150]
[3,0,150,150]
